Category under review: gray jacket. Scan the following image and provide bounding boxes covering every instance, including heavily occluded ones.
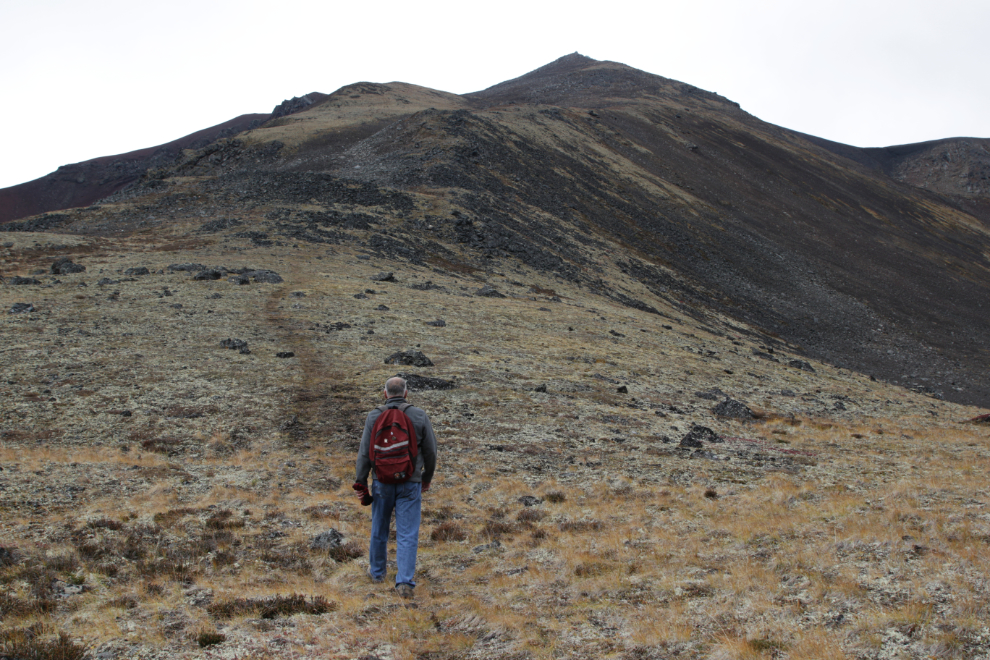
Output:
[355,397,437,485]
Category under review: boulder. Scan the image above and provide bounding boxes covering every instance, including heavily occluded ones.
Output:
[193,270,223,281]
[713,399,754,419]
[168,263,205,272]
[680,424,721,448]
[371,271,395,282]
[250,270,283,284]
[476,284,505,298]
[124,267,150,276]
[385,350,434,367]
[10,276,40,285]
[51,257,85,274]
[311,529,344,551]
[397,373,455,390]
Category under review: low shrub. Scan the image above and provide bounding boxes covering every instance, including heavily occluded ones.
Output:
[431,521,467,542]
[0,626,85,660]
[196,630,227,647]
[208,594,336,620]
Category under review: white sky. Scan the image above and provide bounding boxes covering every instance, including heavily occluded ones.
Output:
[2,0,987,189]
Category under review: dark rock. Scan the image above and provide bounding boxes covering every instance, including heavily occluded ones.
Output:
[357,255,371,260]
[371,272,395,282]
[220,338,248,351]
[353,293,368,299]
[9,303,34,314]
[397,373,456,391]
[609,330,626,337]
[426,319,446,327]
[534,384,547,393]
[276,352,295,358]
[385,350,434,367]
[97,278,118,286]
[518,496,543,507]
[247,270,283,284]
[311,529,344,551]
[376,305,390,311]
[228,275,250,285]
[616,385,628,394]
[124,267,150,276]
[364,289,376,294]
[51,257,85,274]
[476,284,505,298]
[788,359,816,372]
[713,398,754,419]
[193,270,222,281]
[410,281,444,291]
[695,388,726,401]
[10,276,40,285]
[291,291,306,297]
[0,546,18,567]
[168,263,205,272]
[680,424,722,448]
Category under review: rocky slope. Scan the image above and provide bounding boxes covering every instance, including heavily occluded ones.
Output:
[5,53,986,408]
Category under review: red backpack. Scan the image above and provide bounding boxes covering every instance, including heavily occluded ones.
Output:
[370,403,418,484]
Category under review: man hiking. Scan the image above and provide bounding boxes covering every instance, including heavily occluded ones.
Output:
[353,376,437,598]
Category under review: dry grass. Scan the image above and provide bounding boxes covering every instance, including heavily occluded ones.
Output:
[2,230,989,657]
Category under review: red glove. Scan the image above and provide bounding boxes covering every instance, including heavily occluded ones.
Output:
[352,482,373,506]
[421,482,431,493]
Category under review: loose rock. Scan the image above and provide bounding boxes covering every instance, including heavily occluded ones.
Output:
[426,319,446,327]
[124,267,150,276]
[193,270,223,281]
[10,276,40,285]
[788,359,816,372]
[371,272,395,282]
[311,529,344,551]
[276,352,295,358]
[385,350,434,367]
[680,424,722,448]
[397,373,455,390]
[51,257,85,274]
[476,284,505,298]
[713,399,755,419]
[9,303,34,314]
[220,338,248,351]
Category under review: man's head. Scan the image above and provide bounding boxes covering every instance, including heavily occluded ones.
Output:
[384,376,407,399]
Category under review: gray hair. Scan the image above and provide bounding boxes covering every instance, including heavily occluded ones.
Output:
[385,376,407,398]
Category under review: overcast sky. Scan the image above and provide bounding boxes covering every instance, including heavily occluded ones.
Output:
[2,0,987,190]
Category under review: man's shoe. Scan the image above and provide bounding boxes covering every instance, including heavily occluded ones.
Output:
[395,583,414,599]
[368,570,384,584]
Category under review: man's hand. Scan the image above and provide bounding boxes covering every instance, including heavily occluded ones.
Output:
[421,482,431,493]
[352,482,373,506]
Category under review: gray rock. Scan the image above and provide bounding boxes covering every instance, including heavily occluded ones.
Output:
[311,529,344,551]
[713,398,754,419]
[518,496,543,507]
[476,284,505,298]
[51,257,85,274]
[472,540,502,553]
[193,270,222,281]
[397,373,455,390]
[371,271,395,282]
[788,359,816,372]
[680,424,722,448]
[9,303,34,314]
[250,270,283,284]
[426,319,446,327]
[10,276,40,285]
[124,267,150,276]
[168,263,205,272]
[220,338,248,351]
[228,275,250,285]
[384,350,434,367]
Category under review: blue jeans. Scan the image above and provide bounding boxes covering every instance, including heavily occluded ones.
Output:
[369,480,422,586]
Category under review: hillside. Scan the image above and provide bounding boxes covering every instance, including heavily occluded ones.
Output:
[1,54,990,659]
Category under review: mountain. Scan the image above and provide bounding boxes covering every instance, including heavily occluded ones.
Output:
[2,53,988,407]
[2,55,990,658]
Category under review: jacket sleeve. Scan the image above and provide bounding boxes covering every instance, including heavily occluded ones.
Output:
[354,409,378,485]
[418,412,438,484]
